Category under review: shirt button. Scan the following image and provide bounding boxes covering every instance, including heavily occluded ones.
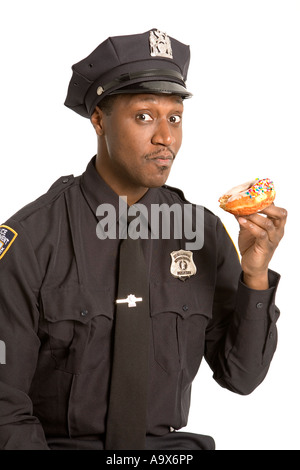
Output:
[81,309,88,317]
[62,178,69,184]
[182,305,189,312]
[256,302,264,309]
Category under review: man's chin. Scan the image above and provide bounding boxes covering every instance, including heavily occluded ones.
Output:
[145,169,172,188]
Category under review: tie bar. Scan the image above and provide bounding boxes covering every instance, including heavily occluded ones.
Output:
[116,294,143,308]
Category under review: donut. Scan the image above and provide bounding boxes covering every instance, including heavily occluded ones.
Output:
[218,178,276,216]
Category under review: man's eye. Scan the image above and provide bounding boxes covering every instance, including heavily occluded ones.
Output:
[136,113,152,122]
[169,115,182,124]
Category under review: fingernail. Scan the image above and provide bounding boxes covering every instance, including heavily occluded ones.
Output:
[238,217,247,224]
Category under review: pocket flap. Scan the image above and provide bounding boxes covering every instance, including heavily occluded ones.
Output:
[150,281,214,319]
[40,285,113,323]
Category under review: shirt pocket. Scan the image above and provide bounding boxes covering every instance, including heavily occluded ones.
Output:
[150,281,214,375]
[40,285,113,374]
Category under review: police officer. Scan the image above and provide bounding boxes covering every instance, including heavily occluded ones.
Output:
[0,29,287,450]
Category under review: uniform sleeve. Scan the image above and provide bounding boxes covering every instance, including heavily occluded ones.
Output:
[204,218,280,395]
[0,220,50,449]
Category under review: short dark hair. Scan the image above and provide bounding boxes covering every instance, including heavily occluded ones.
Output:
[97,94,118,116]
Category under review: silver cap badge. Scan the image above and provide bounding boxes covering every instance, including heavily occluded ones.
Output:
[149,30,173,59]
[170,250,197,281]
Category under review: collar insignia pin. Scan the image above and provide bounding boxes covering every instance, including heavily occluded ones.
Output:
[170,250,197,281]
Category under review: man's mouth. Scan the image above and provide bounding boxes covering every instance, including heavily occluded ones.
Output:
[148,155,174,168]
[145,150,175,166]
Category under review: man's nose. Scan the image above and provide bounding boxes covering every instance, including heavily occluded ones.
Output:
[151,119,175,147]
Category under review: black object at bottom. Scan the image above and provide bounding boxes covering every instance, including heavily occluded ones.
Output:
[47,431,215,450]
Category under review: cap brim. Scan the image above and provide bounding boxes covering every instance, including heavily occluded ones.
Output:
[108,81,192,99]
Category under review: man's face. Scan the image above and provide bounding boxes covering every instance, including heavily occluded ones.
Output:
[95,93,183,190]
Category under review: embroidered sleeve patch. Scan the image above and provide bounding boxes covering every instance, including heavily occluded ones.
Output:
[0,225,18,260]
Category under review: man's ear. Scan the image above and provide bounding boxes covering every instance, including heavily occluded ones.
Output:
[91,106,105,136]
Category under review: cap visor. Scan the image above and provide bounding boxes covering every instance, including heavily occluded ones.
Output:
[109,81,192,99]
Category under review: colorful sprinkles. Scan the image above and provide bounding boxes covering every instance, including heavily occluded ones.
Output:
[245,178,274,199]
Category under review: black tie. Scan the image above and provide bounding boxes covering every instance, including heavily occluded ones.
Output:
[105,219,150,450]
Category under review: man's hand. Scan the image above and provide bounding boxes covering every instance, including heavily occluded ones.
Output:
[237,204,287,290]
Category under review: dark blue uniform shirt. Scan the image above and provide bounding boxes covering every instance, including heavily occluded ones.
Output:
[0,157,280,449]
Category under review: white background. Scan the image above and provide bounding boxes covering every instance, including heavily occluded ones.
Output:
[0,0,299,450]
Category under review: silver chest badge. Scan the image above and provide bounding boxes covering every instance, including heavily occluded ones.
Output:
[149,30,173,59]
[170,250,197,281]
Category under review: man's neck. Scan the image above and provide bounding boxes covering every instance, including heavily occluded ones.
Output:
[95,155,149,206]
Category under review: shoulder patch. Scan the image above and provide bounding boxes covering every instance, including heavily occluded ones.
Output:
[0,225,18,260]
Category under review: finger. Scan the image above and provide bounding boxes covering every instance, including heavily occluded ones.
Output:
[259,204,288,227]
[237,204,287,232]
[242,212,276,230]
[238,216,275,244]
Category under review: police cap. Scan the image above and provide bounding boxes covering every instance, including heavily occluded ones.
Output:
[64,29,192,118]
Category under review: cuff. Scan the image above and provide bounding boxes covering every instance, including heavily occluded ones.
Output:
[236,269,281,321]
